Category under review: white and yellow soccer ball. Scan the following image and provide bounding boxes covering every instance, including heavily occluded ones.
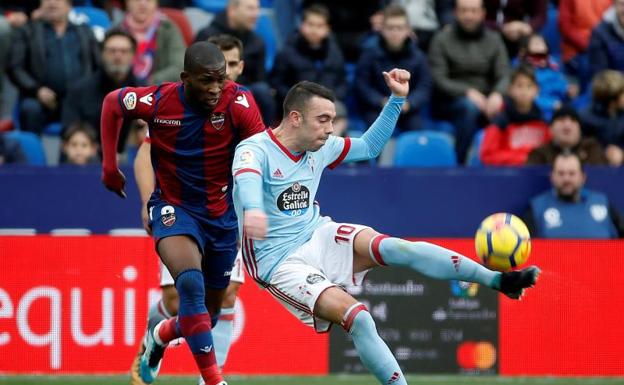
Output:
[475,213,531,272]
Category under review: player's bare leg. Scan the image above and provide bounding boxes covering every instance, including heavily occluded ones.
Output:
[314,287,407,385]
[140,236,224,385]
[352,229,539,298]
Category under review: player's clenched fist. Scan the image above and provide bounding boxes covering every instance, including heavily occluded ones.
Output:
[382,68,410,98]
[244,208,268,240]
[102,167,127,198]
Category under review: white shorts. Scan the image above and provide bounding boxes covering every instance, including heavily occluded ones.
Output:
[159,249,245,286]
[266,221,369,333]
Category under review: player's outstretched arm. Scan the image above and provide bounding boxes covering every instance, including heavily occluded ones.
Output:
[383,68,410,98]
[343,69,410,163]
[134,141,155,234]
[100,89,127,198]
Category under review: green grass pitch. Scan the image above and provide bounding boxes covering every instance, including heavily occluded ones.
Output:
[1,376,622,385]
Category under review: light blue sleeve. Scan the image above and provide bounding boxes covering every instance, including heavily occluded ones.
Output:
[344,95,404,162]
[233,142,265,211]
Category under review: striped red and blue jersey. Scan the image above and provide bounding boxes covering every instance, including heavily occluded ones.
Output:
[119,80,265,219]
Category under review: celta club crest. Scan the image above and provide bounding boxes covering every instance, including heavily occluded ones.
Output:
[210,112,226,130]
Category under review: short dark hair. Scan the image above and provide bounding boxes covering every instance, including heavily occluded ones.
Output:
[184,41,225,73]
[103,28,137,52]
[207,34,244,58]
[63,122,98,144]
[283,81,335,118]
[554,150,584,171]
[382,4,408,21]
[510,64,538,86]
[302,4,330,24]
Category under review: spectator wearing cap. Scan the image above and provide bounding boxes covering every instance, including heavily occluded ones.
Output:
[527,106,607,165]
[525,152,624,238]
[579,70,624,166]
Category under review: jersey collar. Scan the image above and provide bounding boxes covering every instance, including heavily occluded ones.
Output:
[267,128,304,162]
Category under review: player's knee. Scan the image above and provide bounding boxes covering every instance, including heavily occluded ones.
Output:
[162,285,179,316]
[341,303,373,334]
[175,269,205,305]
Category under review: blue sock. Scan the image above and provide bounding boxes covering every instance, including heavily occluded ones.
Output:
[376,237,501,289]
[212,307,235,368]
[175,269,222,383]
[349,309,406,385]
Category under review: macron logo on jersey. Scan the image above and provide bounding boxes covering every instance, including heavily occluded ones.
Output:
[235,93,250,108]
[154,117,182,126]
[200,345,213,353]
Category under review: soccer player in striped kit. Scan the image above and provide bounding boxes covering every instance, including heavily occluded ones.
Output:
[101,41,265,385]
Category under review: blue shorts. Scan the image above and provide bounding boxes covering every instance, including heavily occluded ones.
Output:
[148,197,238,290]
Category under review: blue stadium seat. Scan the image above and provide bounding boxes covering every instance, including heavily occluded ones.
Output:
[4,131,46,165]
[192,0,226,13]
[72,6,111,28]
[71,6,111,41]
[255,10,279,71]
[466,129,485,167]
[393,131,457,167]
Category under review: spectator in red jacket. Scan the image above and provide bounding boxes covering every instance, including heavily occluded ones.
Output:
[480,65,551,165]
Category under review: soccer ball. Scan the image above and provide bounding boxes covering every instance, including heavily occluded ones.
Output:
[475,213,531,272]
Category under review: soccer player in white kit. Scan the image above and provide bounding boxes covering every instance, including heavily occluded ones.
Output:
[232,69,540,385]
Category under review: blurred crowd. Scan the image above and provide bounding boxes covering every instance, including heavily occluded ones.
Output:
[0,0,623,170]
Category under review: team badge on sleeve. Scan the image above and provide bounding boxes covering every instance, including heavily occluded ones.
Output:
[123,92,137,110]
[210,112,226,130]
[161,205,176,227]
[239,150,254,166]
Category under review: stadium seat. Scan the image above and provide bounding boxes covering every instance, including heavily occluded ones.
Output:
[4,131,46,166]
[393,131,457,167]
[70,6,111,41]
[466,129,485,167]
[192,0,226,13]
[162,7,195,46]
[255,9,279,71]
[184,7,215,36]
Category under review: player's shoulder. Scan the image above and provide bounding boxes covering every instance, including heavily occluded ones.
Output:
[120,82,179,111]
[224,81,256,110]
[238,129,269,149]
